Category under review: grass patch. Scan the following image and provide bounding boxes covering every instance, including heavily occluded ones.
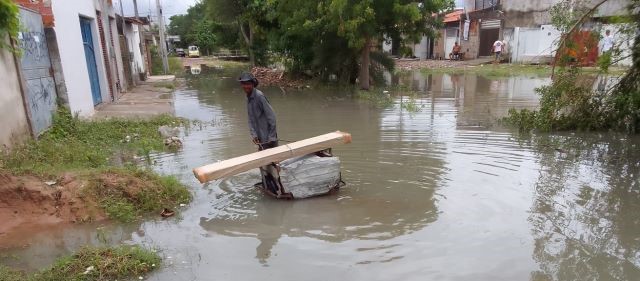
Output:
[419,64,553,77]
[355,90,394,108]
[154,81,176,90]
[168,57,183,75]
[198,57,249,69]
[415,64,629,78]
[0,245,160,281]
[400,96,421,113]
[87,169,191,222]
[0,108,186,176]
[0,266,26,281]
[0,108,192,223]
[151,49,184,76]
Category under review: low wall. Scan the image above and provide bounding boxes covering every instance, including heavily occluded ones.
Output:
[0,37,31,150]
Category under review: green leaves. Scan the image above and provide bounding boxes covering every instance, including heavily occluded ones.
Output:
[0,0,20,50]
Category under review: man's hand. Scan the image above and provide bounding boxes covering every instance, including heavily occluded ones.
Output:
[252,137,260,145]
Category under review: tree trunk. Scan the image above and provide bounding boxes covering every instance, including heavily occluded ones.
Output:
[239,20,255,67]
[249,23,255,66]
[359,37,371,90]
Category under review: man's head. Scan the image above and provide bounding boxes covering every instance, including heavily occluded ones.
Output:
[454,42,458,46]
[238,72,258,94]
[606,30,611,36]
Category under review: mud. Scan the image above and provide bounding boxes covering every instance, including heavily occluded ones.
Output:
[0,172,103,246]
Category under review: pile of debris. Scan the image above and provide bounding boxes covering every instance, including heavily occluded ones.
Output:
[158,125,183,149]
[251,67,306,89]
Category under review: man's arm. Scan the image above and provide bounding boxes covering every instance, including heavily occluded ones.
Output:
[247,104,258,140]
[259,95,278,142]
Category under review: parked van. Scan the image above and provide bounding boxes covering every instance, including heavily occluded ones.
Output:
[188,46,200,58]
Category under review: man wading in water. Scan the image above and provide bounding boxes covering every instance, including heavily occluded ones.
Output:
[238,72,283,195]
[238,72,278,150]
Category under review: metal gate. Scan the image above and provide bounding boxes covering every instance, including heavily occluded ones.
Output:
[17,7,57,136]
[80,18,102,105]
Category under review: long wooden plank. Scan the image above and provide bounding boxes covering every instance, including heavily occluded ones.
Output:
[193,131,352,183]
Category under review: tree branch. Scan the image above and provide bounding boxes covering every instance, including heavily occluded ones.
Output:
[552,0,611,78]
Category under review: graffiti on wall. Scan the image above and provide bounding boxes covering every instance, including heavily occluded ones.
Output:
[17,31,49,64]
[17,7,57,136]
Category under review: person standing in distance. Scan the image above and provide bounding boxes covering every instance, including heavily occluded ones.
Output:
[492,39,504,63]
[238,72,278,150]
[600,29,615,54]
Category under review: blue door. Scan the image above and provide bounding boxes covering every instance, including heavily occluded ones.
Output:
[80,18,102,105]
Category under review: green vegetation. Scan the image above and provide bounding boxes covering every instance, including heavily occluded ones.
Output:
[89,169,191,222]
[171,0,452,89]
[155,81,176,90]
[504,0,640,133]
[0,246,160,281]
[0,266,25,281]
[419,64,553,77]
[0,108,192,222]
[1,108,187,175]
[355,90,394,108]
[168,2,240,54]
[415,64,628,77]
[401,96,421,113]
[0,0,19,51]
[151,47,184,76]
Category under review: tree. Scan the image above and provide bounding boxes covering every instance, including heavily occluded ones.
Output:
[189,20,217,55]
[506,0,640,133]
[268,0,451,89]
[205,0,274,66]
[324,0,451,89]
[168,2,242,54]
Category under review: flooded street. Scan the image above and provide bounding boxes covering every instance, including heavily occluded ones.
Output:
[3,69,639,281]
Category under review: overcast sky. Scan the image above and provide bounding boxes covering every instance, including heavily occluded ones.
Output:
[114,0,199,19]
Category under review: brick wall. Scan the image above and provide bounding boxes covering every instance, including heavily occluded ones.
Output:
[96,11,114,101]
[14,0,54,27]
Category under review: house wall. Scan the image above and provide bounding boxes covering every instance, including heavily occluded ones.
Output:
[502,0,629,17]
[124,23,141,83]
[132,25,146,74]
[109,15,127,95]
[412,36,430,59]
[0,36,32,149]
[434,29,445,59]
[94,0,123,100]
[460,20,480,59]
[51,0,109,117]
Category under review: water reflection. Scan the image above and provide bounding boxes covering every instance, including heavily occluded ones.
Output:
[182,70,445,264]
[3,67,638,280]
[0,221,141,270]
[390,71,548,127]
[526,134,640,280]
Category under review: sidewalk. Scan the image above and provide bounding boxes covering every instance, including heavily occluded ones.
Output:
[94,75,176,119]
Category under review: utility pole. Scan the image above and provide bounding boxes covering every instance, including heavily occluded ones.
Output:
[133,0,139,18]
[155,0,169,74]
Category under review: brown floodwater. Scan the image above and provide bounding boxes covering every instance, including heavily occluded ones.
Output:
[2,68,639,281]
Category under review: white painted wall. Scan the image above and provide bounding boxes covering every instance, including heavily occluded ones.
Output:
[51,0,104,117]
[123,23,138,83]
[131,24,145,74]
[510,25,561,63]
[0,36,31,148]
[51,0,128,116]
[412,36,430,59]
